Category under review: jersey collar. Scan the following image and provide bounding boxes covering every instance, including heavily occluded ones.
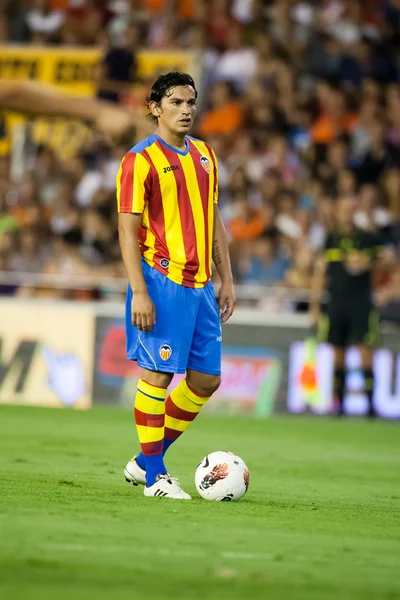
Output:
[155,134,190,156]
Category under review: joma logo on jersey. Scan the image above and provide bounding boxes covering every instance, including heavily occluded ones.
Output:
[163,165,179,173]
[159,344,172,361]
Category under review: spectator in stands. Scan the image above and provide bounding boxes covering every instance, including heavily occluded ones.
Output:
[62,0,106,46]
[97,24,140,104]
[356,119,394,185]
[354,183,392,232]
[381,169,400,219]
[80,207,114,266]
[264,134,303,186]
[42,228,91,276]
[259,169,280,205]
[8,226,48,273]
[10,177,47,230]
[212,24,258,90]
[229,194,265,243]
[49,178,80,235]
[275,189,302,242]
[205,0,234,49]
[239,232,290,285]
[73,153,103,208]
[0,228,17,257]
[0,0,398,313]
[311,83,358,146]
[198,81,244,139]
[285,243,314,291]
[337,168,357,196]
[25,0,65,44]
[350,97,380,161]
[0,189,17,244]
[384,0,400,46]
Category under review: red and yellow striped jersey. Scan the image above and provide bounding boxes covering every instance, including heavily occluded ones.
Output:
[116,134,218,288]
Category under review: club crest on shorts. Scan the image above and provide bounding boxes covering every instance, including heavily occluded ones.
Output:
[159,344,172,361]
[200,155,211,174]
[160,258,170,268]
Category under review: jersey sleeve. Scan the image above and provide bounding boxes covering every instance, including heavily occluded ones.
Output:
[323,233,333,251]
[116,152,151,214]
[210,148,219,205]
[321,233,342,263]
[360,231,385,258]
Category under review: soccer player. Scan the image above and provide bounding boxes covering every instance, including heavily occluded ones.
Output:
[310,195,394,417]
[117,72,235,499]
[0,80,145,143]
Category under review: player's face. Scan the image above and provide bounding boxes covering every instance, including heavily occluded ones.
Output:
[336,195,357,226]
[156,85,197,134]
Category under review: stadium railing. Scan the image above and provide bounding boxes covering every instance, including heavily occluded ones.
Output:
[0,270,321,310]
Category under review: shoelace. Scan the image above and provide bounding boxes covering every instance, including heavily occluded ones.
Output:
[158,473,184,493]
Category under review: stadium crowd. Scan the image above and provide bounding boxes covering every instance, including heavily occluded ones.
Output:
[0,0,399,310]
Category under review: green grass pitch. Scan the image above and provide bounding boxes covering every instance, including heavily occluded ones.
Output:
[0,405,399,600]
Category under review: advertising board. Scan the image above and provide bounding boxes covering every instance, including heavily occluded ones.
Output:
[0,302,94,409]
[287,342,400,418]
[93,317,281,415]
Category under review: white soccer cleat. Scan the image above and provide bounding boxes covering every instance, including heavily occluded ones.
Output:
[124,456,146,486]
[144,474,191,500]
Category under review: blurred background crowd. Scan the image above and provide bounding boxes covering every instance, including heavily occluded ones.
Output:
[0,0,399,311]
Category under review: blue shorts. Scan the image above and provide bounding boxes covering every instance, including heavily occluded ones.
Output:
[125,261,222,375]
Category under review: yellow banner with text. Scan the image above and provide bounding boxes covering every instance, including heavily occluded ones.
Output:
[0,46,198,158]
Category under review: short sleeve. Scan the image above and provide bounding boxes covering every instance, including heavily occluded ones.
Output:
[322,233,334,255]
[323,233,333,251]
[116,152,151,214]
[323,233,342,262]
[359,231,383,257]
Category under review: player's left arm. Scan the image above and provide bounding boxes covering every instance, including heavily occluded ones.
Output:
[368,231,397,271]
[0,80,147,143]
[347,231,394,273]
[213,205,236,323]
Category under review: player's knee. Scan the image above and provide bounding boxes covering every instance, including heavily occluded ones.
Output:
[356,345,373,369]
[207,375,221,395]
[190,374,221,397]
[141,369,173,389]
[333,346,345,368]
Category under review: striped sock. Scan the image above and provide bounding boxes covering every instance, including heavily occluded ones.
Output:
[163,379,210,455]
[134,379,167,486]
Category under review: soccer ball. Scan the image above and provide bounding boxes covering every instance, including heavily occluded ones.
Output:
[195,451,249,501]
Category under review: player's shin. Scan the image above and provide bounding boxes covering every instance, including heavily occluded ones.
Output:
[333,368,345,416]
[163,379,210,455]
[134,379,168,485]
[363,368,376,417]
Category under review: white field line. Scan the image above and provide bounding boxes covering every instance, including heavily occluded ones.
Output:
[40,543,273,561]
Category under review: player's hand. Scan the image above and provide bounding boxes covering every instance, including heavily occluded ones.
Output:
[131,292,156,332]
[94,106,148,144]
[218,282,236,324]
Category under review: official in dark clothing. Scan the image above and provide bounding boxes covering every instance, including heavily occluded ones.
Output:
[311,195,393,416]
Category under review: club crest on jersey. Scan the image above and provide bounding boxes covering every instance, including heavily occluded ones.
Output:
[160,258,170,268]
[200,155,211,174]
[159,344,172,361]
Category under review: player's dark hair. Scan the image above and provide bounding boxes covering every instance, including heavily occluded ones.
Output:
[146,71,198,123]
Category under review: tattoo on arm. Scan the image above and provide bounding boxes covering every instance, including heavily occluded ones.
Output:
[213,239,222,265]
